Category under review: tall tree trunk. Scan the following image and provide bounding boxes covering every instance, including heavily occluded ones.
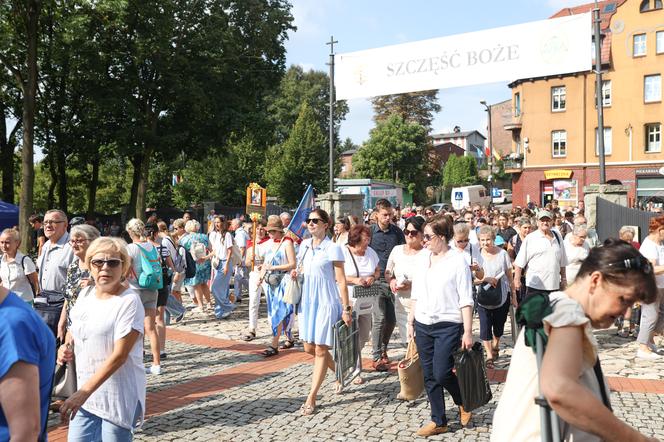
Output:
[86,152,100,218]
[47,153,57,208]
[56,145,67,211]
[128,153,141,219]
[134,145,152,221]
[18,0,40,254]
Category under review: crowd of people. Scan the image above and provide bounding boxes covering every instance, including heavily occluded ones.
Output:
[1,197,662,440]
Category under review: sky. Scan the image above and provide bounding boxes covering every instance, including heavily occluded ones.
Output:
[284,0,586,144]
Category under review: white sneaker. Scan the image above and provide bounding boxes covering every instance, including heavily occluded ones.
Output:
[636,349,662,360]
[146,365,162,375]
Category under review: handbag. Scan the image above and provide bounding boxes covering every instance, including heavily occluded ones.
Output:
[283,276,301,305]
[265,272,284,288]
[454,342,493,412]
[397,339,424,401]
[347,246,382,299]
[476,282,503,307]
[52,357,77,399]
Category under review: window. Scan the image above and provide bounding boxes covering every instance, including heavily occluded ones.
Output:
[645,74,662,102]
[595,127,613,156]
[604,2,617,12]
[646,123,662,153]
[657,31,664,54]
[552,130,567,157]
[634,34,647,56]
[551,86,566,112]
[595,80,612,107]
[514,93,521,117]
[641,0,663,11]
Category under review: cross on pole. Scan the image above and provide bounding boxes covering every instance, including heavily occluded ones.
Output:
[326,36,338,193]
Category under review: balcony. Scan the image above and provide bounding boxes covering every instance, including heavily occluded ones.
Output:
[503,155,524,173]
[504,115,522,131]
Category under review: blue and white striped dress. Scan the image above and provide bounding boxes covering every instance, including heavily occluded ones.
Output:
[263,239,294,337]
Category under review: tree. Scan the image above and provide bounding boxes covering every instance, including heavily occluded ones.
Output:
[0,0,42,252]
[371,90,441,130]
[442,155,479,188]
[353,115,429,200]
[265,102,327,206]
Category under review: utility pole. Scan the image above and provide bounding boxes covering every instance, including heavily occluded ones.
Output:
[480,100,493,186]
[594,1,606,184]
[326,36,338,193]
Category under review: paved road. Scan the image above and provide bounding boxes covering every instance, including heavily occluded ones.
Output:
[47,292,664,441]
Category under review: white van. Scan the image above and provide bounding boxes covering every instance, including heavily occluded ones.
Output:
[451,185,492,210]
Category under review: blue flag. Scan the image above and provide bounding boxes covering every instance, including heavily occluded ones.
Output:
[287,184,315,239]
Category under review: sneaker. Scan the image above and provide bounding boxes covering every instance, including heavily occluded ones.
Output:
[185,303,197,310]
[459,405,472,426]
[146,365,162,375]
[174,311,186,323]
[636,349,662,360]
[416,422,448,437]
[220,311,232,319]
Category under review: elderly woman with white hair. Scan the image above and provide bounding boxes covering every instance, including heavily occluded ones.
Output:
[180,219,213,314]
[0,228,39,304]
[563,224,590,284]
[57,224,100,342]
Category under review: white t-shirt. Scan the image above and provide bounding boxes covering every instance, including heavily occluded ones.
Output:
[341,245,380,314]
[564,241,590,283]
[515,229,568,290]
[453,242,484,269]
[69,287,146,430]
[479,248,512,308]
[411,249,474,325]
[211,231,234,258]
[639,237,664,287]
[385,245,426,298]
[0,252,37,302]
[235,228,249,250]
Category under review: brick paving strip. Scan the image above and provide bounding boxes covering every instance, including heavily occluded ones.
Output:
[47,328,664,440]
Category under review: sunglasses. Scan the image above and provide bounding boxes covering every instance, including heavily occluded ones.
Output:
[404,229,419,237]
[456,239,469,243]
[423,233,438,241]
[90,258,123,269]
[306,218,322,225]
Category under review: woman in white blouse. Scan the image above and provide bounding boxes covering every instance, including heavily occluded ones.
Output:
[385,216,425,344]
[407,214,474,437]
[564,224,590,284]
[58,237,146,440]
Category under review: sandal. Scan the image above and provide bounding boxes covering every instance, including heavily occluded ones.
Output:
[299,403,316,416]
[486,359,495,369]
[335,382,344,394]
[492,348,499,361]
[261,346,279,357]
[242,330,256,342]
[279,340,295,350]
[353,376,365,385]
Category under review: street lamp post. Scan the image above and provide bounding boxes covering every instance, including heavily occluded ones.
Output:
[480,100,493,182]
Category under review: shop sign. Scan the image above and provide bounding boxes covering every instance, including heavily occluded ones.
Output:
[636,168,663,176]
[544,169,573,180]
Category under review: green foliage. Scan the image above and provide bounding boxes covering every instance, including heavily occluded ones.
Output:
[371,90,441,130]
[442,155,479,188]
[265,102,327,206]
[353,115,429,199]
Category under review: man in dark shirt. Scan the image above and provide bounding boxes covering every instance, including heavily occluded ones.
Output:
[496,212,517,244]
[369,199,405,371]
[29,214,46,256]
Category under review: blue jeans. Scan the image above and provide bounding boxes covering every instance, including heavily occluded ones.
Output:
[415,320,463,427]
[211,259,235,318]
[164,294,186,325]
[67,404,140,442]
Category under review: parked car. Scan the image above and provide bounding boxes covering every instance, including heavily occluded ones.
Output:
[430,203,451,213]
[492,189,512,204]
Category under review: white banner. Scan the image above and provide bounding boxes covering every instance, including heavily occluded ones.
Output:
[335,13,591,100]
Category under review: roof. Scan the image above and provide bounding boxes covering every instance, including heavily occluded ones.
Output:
[550,0,626,65]
[432,130,486,140]
[340,148,357,156]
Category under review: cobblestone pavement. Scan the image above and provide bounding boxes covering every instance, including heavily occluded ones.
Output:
[47,289,664,441]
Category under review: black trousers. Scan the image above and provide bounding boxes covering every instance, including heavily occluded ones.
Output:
[371,290,396,360]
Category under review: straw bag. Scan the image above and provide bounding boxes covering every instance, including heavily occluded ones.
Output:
[283,276,301,305]
[397,339,424,401]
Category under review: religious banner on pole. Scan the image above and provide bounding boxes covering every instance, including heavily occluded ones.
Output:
[335,13,591,100]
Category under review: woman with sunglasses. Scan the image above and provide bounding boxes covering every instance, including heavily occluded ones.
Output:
[492,240,658,442]
[407,214,475,436]
[58,237,146,440]
[293,208,350,416]
[56,225,100,343]
[452,222,485,283]
[385,216,425,346]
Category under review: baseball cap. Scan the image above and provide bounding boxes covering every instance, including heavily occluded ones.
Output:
[537,210,553,220]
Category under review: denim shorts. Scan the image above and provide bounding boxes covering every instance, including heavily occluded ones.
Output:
[67,403,141,442]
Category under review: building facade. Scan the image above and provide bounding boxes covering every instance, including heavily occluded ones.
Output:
[431,128,487,167]
[507,0,663,209]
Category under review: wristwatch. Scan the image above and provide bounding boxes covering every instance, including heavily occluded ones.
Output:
[343,305,352,313]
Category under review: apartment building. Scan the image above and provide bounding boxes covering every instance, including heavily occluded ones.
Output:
[506,0,663,208]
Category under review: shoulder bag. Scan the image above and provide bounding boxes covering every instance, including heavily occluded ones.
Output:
[347,247,383,299]
[283,247,309,305]
[52,345,77,399]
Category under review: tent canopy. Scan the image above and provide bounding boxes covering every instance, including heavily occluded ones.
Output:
[0,201,19,231]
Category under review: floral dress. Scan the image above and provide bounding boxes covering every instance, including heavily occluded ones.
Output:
[180,232,211,285]
[64,258,90,329]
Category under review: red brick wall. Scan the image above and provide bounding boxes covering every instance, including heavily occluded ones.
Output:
[512,166,637,207]
[490,100,513,158]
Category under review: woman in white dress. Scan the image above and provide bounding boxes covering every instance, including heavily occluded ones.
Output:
[58,237,146,440]
[385,216,425,345]
[292,208,350,416]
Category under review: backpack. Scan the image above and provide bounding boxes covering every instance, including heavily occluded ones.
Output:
[184,245,197,279]
[136,244,163,290]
